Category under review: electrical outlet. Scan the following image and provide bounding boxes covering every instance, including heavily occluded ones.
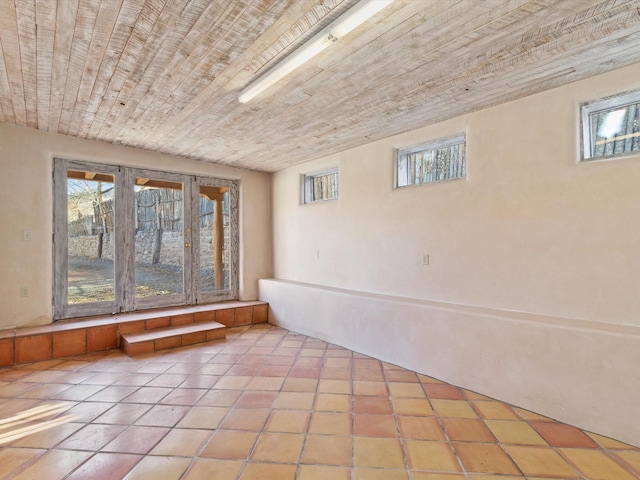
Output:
[315,249,320,259]
[20,287,29,297]
[422,253,429,266]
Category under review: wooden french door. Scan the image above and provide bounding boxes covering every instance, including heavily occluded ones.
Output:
[53,159,238,320]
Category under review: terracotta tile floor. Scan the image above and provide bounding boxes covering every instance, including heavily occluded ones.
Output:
[0,323,639,479]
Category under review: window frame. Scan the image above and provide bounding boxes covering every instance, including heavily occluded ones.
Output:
[53,158,239,320]
[395,133,466,188]
[581,89,640,162]
[301,167,339,204]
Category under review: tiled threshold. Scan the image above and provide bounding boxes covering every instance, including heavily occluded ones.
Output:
[0,301,268,367]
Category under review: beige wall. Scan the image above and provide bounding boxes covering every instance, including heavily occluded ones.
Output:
[264,63,640,446]
[0,124,271,329]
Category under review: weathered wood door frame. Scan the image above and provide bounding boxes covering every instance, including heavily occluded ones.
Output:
[53,158,239,320]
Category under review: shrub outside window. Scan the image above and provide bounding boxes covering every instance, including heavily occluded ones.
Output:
[396,134,466,187]
[581,90,640,161]
[302,168,338,204]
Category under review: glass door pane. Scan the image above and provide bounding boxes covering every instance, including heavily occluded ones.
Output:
[198,186,230,293]
[134,177,185,300]
[66,170,116,305]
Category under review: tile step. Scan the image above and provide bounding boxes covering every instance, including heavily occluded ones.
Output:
[121,320,226,356]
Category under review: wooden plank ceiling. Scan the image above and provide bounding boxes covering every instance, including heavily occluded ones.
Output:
[1,0,640,172]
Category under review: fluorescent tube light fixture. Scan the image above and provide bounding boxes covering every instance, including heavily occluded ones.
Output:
[239,0,394,103]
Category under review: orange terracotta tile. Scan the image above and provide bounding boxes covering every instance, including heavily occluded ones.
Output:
[392,398,434,416]
[417,374,444,384]
[560,448,637,480]
[245,376,284,391]
[472,401,519,420]
[532,421,598,448]
[431,399,478,419]
[12,450,91,480]
[397,415,446,441]
[321,367,351,380]
[151,428,211,457]
[220,408,270,431]
[197,389,241,406]
[385,369,420,383]
[265,409,310,433]
[123,340,154,356]
[155,336,182,351]
[485,419,548,446]
[0,448,47,478]
[117,321,146,335]
[513,407,553,422]
[251,432,305,463]
[354,413,399,437]
[200,429,259,459]
[298,465,351,480]
[315,393,351,412]
[405,440,461,471]
[410,474,465,480]
[441,418,497,443]
[354,395,392,414]
[354,436,406,468]
[613,450,640,473]
[216,309,235,327]
[158,388,206,405]
[239,462,297,480]
[462,389,493,400]
[586,432,636,449]
[353,381,388,396]
[183,459,242,479]
[15,334,52,364]
[146,317,171,330]
[253,304,269,323]
[302,435,353,466]
[453,442,520,474]
[171,313,193,326]
[0,338,15,366]
[135,404,191,427]
[94,403,152,425]
[354,468,409,480]
[354,368,385,381]
[423,383,465,400]
[274,391,316,410]
[236,391,278,408]
[212,375,251,390]
[317,379,350,393]
[53,329,87,358]
[235,307,253,326]
[176,406,228,429]
[388,382,426,398]
[59,423,128,451]
[504,445,579,477]
[309,411,352,435]
[194,310,215,322]
[118,456,191,479]
[65,452,142,480]
[102,425,169,454]
[10,421,84,449]
[87,324,118,352]
[182,331,206,345]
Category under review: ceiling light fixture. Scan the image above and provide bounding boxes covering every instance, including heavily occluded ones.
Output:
[238,0,394,103]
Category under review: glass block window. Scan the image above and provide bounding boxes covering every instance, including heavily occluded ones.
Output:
[302,168,338,203]
[396,134,466,187]
[581,90,640,161]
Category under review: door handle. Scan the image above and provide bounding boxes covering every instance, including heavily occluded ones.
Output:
[184,243,191,248]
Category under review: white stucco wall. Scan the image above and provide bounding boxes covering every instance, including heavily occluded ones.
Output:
[0,125,271,329]
[264,63,640,446]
